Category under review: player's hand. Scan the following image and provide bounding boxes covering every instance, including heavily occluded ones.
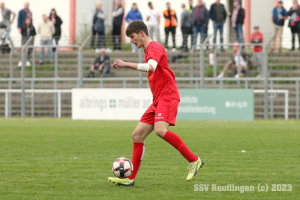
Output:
[113,59,127,69]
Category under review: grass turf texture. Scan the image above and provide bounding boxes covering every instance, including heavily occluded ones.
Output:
[0,119,299,200]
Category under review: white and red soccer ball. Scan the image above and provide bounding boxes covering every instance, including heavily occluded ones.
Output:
[112,157,133,178]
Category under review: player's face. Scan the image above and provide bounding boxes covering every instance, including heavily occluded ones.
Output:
[129,33,142,48]
[254,28,259,34]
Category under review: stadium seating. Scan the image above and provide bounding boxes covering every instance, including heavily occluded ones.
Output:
[0,49,298,118]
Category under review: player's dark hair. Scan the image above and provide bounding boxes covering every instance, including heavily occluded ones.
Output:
[126,20,149,37]
[166,2,170,5]
[148,2,152,6]
[132,2,137,6]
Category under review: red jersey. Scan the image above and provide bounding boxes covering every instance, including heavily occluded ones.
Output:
[144,41,180,105]
[250,32,263,52]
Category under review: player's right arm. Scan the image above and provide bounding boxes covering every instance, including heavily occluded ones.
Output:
[113,59,157,73]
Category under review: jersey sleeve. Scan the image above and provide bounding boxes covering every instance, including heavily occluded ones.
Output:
[145,43,164,63]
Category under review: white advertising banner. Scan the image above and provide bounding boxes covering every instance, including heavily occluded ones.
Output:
[72,89,153,120]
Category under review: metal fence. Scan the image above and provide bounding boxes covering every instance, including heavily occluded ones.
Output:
[0,34,299,119]
[0,88,290,120]
[0,77,299,119]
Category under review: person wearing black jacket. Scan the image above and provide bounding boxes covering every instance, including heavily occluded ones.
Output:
[19,17,36,67]
[192,0,209,47]
[86,48,110,78]
[287,0,300,51]
[210,0,227,51]
[228,0,245,49]
[49,8,63,52]
[112,0,124,50]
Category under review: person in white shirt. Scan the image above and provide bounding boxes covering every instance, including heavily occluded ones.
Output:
[38,14,55,64]
[217,43,247,78]
[146,2,161,43]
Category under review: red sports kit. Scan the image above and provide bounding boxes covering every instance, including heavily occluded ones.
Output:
[140,41,180,126]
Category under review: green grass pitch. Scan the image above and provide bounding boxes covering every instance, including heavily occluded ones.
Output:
[0,119,299,199]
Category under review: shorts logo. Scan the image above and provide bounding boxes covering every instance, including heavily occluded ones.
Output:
[156,113,164,119]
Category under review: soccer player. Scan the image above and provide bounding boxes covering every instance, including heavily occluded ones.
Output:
[108,21,203,186]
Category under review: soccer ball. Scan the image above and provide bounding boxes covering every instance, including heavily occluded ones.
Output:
[112,157,133,178]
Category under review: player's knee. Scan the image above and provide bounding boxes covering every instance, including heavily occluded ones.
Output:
[154,127,167,138]
[131,131,143,143]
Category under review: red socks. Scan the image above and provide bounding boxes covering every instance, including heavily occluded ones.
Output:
[129,142,145,180]
[163,130,198,162]
[129,131,196,180]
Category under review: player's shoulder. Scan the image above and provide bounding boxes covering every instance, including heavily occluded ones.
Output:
[148,41,164,51]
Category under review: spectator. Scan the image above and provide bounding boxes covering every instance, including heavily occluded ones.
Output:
[186,0,193,13]
[217,42,247,78]
[112,0,124,51]
[250,26,263,78]
[287,0,300,51]
[163,2,178,51]
[181,3,192,52]
[0,2,16,48]
[86,48,110,78]
[17,2,32,33]
[270,1,287,53]
[18,17,36,67]
[125,3,143,53]
[209,0,227,51]
[93,1,111,53]
[146,2,161,43]
[202,2,209,50]
[192,0,209,48]
[185,0,194,49]
[38,14,55,65]
[49,8,63,53]
[228,0,245,49]
[91,1,99,51]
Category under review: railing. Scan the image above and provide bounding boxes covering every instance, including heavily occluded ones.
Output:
[1,34,299,119]
[195,34,276,119]
[1,89,71,118]
[0,88,290,120]
[254,90,289,120]
[0,77,298,119]
[19,44,81,118]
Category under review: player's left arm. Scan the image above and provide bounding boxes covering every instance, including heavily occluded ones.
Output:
[113,59,158,73]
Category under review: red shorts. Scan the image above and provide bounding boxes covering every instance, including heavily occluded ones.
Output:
[140,98,179,126]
